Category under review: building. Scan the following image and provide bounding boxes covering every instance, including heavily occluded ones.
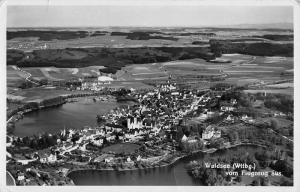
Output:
[92,138,104,147]
[34,149,57,164]
[94,154,114,163]
[97,76,113,84]
[220,105,235,112]
[213,130,221,139]
[136,155,142,162]
[79,143,88,151]
[127,117,143,130]
[198,113,208,121]
[15,155,37,165]
[47,153,57,163]
[202,126,221,140]
[80,75,114,90]
[151,126,161,135]
[220,101,235,112]
[225,115,235,123]
[181,134,201,144]
[241,115,255,123]
[181,134,188,142]
[17,172,25,181]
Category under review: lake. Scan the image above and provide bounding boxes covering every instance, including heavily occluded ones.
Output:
[14,97,130,137]
[67,145,262,185]
[6,172,15,186]
[68,154,201,186]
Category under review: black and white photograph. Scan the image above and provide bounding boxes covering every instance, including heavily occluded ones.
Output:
[2,0,299,189]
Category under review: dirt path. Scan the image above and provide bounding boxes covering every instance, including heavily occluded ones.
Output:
[11,65,39,85]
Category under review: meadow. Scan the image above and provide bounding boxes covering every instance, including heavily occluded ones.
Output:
[101,143,141,154]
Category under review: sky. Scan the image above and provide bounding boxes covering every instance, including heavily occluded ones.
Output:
[7,6,293,28]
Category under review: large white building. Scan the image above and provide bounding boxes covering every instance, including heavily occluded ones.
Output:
[97,76,113,83]
[81,75,114,90]
[202,126,221,140]
[127,117,143,130]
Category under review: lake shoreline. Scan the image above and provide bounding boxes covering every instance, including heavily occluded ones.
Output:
[66,142,267,185]
[7,92,116,135]
[6,171,16,186]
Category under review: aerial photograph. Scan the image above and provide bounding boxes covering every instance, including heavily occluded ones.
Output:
[6,5,294,186]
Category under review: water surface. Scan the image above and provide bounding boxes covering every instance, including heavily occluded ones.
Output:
[68,145,262,185]
[14,97,127,137]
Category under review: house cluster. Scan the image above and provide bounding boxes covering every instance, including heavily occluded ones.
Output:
[98,82,231,144]
[223,114,255,125]
[80,75,114,91]
[10,83,257,186]
[96,82,204,140]
[180,125,221,146]
[24,126,121,164]
[127,117,144,130]
[9,85,246,169]
[193,92,223,121]
[219,99,237,112]
[14,166,69,186]
[201,125,221,140]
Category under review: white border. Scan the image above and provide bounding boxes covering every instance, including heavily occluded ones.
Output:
[1,0,299,192]
[5,0,296,6]
[0,0,7,190]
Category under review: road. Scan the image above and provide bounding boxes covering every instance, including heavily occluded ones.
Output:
[189,91,211,112]
[221,56,256,71]
[268,128,293,142]
[11,65,39,85]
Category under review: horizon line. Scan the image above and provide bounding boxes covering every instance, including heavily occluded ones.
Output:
[6,23,294,30]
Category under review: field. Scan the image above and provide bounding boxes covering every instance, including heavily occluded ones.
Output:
[216,54,293,84]
[114,53,293,90]
[7,52,293,97]
[7,87,90,102]
[7,28,294,107]
[244,89,294,97]
[7,66,28,88]
[101,143,140,154]
[103,81,154,90]
[23,66,105,81]
[115,58,225,83]
[7,28,293,51]
[119,54,293,84]
[8,63,155,95]
[7,34,195,52]
[261,117,293,128]
[117,63,168,81]
[7,65,106,89]
[266,82,293,88]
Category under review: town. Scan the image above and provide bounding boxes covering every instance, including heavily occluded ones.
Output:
[6,78,293,186]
